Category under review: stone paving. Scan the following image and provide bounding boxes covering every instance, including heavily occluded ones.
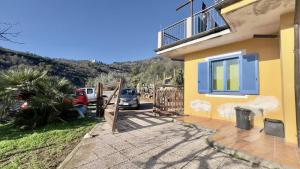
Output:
[59,105,263,169]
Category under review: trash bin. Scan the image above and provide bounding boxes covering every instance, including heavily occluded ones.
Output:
[264,118,285,138]
[235,107,254,130]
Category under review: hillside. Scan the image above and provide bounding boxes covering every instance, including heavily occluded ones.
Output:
[111,57,183,85]
[0,47,183,87]
[0,47,129,86]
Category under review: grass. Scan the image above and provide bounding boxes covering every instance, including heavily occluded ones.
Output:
[0,118,100,169]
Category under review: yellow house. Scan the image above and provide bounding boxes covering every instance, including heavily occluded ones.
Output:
[155,0,299,145]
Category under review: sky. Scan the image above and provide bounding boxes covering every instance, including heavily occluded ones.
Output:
[0,0,203,63]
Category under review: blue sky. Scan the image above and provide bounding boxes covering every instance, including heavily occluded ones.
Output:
[0,0,203,63]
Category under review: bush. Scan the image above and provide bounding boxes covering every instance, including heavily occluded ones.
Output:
[0,68,73,128]
[87,72,128,89]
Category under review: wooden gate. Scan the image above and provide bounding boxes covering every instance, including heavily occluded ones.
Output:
[153,85,184,116]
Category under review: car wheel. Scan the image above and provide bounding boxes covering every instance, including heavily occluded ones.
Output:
[136,104,140,110]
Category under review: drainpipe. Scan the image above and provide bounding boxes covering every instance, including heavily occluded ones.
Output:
[295,0,300,148]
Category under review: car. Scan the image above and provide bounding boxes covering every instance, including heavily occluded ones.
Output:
[79,88,97,103]
[74,89,89,106]
[119,88,140,109]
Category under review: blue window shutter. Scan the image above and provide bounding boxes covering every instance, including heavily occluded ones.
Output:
[198,62,210,93]
[240,54,259,95]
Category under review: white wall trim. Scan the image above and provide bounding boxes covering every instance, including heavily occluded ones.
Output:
[205,94,249,99]
[205,50,246,61]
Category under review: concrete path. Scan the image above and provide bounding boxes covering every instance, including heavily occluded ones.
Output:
[59,103,261,169]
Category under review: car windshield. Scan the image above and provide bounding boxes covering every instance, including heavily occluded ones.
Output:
[121,89,136,96]
[86,89,93,94]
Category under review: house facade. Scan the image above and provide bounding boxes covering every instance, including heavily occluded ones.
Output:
[156,0,298,144]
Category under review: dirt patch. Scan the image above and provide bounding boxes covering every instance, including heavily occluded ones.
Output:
[44,139,81,169]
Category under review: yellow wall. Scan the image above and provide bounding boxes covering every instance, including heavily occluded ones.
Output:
[280,12,297,144]
[183,12,298,144]
[184,38,283,128]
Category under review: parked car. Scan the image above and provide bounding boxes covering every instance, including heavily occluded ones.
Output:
[79,88,97,103]
[74,89,89,106]
[119,88,140,109]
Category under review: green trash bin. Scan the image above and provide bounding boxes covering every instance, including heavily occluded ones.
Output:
[235,107,254,130]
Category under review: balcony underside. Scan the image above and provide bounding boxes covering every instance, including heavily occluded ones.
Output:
[156,0,295,60]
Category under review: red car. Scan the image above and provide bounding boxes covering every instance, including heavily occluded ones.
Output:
[73,89,88,106]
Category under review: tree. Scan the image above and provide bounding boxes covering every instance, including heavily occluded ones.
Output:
[0,68,73,128]
[0,23,23,44]
[173,69,184,86]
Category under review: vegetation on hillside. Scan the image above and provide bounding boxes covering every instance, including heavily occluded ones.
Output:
[0,47,184,88]
[0,47,128,86]
[112,56,184,87]
[0,48,183,87]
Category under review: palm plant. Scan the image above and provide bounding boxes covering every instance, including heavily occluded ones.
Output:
[0,68,73,128]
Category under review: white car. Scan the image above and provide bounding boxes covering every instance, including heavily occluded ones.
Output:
[79,88,97,103]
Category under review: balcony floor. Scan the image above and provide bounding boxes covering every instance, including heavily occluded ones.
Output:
[177,115,300,169]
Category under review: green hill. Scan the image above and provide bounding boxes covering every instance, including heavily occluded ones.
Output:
[0,47,183,87]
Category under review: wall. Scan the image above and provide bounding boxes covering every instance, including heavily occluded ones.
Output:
[280,12,297,144]
[184,38,283,129]
[221,0,258,14]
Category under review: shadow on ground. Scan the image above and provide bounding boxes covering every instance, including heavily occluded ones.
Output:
[116,102,174,133]
[60,102,255,169]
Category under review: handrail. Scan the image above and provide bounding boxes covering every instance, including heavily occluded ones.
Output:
[194,0,225,15]
[164,32,181,41]
[159,0,228,47]
[162,18,187,31]
[193,7,226,35]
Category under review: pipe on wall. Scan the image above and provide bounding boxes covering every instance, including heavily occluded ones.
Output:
[294,0,300,148]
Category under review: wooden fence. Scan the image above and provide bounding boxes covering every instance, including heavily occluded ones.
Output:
[103,79,124,132]
[153,85,184,116]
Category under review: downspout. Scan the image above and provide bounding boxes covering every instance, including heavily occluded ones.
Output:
[294,0,300,148]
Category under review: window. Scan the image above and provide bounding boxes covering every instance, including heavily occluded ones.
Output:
[211,58,240,92]
[86,89,94,94]
[121,89,136,96]
[212,60,225,91]
[227,59,240,91]
[198,53,259,95]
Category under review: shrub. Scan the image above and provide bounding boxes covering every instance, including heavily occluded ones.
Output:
[0,68,73,128]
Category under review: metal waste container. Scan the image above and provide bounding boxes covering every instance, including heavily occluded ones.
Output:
[264,118,285,138]
[235,107,254,130]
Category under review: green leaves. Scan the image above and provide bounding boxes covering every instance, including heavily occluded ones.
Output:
[0,68,73,127]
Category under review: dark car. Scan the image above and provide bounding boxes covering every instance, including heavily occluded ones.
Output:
[119,88,140,109]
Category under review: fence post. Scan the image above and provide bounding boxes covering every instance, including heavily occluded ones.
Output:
[153,84,157,113]
[186,16,193,38]
[99,83,104,117]
[112,78,124,132]
[96,82,104,117]
[158,31,163,48]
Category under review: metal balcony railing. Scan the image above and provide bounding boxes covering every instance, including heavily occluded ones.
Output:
[162,19,187,46]
[158,2,228,48]
[193,8,226,35]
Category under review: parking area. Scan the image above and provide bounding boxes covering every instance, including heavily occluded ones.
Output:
[59,103,262,169]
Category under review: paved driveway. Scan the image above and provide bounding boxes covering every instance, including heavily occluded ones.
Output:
[59,103,259,169]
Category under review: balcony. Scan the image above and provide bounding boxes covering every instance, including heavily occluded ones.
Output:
[155,0,294,60]
[156,5,228,51]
